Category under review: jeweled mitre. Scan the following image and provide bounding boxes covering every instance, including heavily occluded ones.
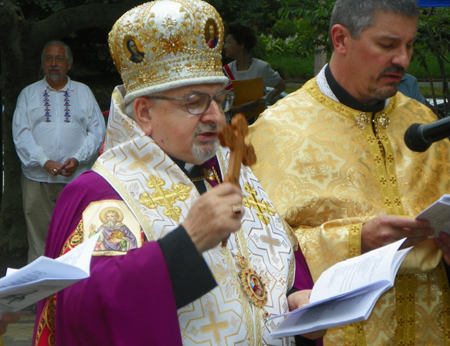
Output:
[108,0,228,104]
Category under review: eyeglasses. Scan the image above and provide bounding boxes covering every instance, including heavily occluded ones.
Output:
[43,55,67,63]
[146,89,235,115]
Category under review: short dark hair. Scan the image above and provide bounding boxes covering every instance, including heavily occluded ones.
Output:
[227,23,257,53]
[330,0,419,39]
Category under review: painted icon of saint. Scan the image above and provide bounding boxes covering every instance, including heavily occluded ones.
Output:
[205,23,218,48]
[126,39,145,63]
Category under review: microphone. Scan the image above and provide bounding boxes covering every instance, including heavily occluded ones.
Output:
[404,116,450,152]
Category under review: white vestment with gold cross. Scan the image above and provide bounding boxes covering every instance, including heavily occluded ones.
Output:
[91,86,297,345]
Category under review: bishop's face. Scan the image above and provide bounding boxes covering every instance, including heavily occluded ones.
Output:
[139,83,226,165]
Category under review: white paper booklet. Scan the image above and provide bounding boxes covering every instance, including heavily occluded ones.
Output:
[415,194,450,237]
[270,238,411,338]
[0,233,100,317]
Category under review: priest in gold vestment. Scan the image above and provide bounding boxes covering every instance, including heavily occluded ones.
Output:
[248,0,450,345]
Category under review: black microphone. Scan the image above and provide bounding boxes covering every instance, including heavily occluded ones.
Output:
[404,116,450,152]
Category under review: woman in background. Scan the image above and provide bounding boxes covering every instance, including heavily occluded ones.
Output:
[223,23,286,123]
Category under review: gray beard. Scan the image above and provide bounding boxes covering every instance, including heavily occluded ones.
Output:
[191,123,220,162]
[106,221,116,229]
[191,140,219,161]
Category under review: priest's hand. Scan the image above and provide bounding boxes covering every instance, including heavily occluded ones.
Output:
[287,290,327,339]
[361,214,433,254]
[0,312,20,335]
[434,232,450,266]
[183,182,243,253]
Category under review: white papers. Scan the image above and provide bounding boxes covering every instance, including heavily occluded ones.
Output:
[0,233,100,317]
[270,238,411,338]
[415,194,450,236]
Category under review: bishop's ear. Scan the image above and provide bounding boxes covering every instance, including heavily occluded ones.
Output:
[133,97,153,136]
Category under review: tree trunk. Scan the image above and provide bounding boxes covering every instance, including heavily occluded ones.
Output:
[0,0,145,272]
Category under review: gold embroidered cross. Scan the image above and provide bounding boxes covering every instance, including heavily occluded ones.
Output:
[200,311,229,343]
[128,149,153,172]
[260,228,281,255]
[138,175,191,222]
[242,183,275,226]
[293,145,339,184]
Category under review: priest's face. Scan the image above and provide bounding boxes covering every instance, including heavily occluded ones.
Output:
[141,83,226,165]
[341,11,417,104]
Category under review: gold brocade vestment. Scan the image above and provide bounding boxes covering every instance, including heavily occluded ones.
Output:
[248,78,450,345]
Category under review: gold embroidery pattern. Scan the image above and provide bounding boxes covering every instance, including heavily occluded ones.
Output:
[247,80,450,344]
[437,261,450,346]
[308,80,417,344]
[345,322,367,346]
[34,294,56,346]
[200,310,229,343]
[348,223,362,258]
[60,221,84,256]
[395,274,416,345]
[108,0,225,95]
[242,183,276,226]
[138,175,191,222]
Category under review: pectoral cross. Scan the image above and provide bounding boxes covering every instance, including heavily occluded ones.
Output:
[218,113,257,188]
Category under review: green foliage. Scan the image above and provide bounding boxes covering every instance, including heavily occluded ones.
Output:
[206,0,282,33]
[277,0,334,55]
[17,0,123,20]
[271,20,297,39]
[414,7,450,105]
[252,37,268,61]
[266,53,315,80]
[259,33,311,58]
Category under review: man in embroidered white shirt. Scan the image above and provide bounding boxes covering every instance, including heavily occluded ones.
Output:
[12,40,105,263]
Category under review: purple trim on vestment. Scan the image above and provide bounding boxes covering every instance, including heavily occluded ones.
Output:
[293,248,324,346]
[33,171,182,346]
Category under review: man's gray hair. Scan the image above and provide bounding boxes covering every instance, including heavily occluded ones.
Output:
[330,0,419,40]
[41,40,74,65]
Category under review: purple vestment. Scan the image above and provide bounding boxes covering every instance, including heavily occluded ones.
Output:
[33,171,182,346]
[32,170,319,345]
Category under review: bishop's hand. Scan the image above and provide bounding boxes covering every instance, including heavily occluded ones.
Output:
[183,183,243,253]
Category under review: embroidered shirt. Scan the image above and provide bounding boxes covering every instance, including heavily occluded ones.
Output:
[13,77,105,183]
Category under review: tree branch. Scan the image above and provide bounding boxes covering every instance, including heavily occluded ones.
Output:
[30,0,146,44]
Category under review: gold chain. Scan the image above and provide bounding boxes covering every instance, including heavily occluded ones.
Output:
[191,167,221,184]
[194,165,269,316]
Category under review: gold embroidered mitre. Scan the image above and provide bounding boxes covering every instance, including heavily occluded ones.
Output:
[108,0,228,104]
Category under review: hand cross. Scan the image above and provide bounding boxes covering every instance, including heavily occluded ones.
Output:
[218,113,257,188]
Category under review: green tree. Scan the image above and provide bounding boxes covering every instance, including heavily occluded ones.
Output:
[209,0,281,33]
[277,0,334,55]
[415,7,450,116]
